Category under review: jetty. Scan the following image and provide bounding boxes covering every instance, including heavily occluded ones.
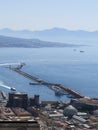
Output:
[8,65,84,99]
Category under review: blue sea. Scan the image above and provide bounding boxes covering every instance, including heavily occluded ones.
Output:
[0,45,98,101]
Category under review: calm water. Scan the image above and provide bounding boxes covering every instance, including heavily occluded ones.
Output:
[0,46,98,101]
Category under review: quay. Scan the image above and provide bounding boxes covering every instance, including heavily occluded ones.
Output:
[9,67,84,99]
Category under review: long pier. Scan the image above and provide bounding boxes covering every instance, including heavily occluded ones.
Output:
[9,67,84,99]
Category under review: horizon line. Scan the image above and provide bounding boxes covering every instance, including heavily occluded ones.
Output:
[0,27,98,32]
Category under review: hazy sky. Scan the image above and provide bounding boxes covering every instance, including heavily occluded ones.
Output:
[0,0,98,31]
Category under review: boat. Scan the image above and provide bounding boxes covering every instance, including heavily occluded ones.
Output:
[55,91,65,96]
[10,87,16,91]
[29,82,41,85]
[51,85,66,96]
[73,49,77,51]
[80,50,84,53]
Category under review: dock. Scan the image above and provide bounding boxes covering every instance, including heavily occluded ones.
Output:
[9,67,84,99]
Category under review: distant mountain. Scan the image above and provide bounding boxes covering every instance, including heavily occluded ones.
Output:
[0,35,80,48]
[0,28,98,44]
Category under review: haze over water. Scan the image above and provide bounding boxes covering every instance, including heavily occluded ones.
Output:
[0,45,98,101]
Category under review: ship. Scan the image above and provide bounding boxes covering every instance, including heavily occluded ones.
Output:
[51,85,66,96]
[80,50,84,53]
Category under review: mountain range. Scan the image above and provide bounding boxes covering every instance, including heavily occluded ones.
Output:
[0,27,98,44]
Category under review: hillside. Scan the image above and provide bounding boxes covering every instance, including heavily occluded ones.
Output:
[0,35,80,48]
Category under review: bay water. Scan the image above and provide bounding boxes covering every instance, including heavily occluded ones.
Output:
[0,45,98,101]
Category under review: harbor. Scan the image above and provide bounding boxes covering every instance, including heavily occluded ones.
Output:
[1,63,98,130]
[8,63,84,99]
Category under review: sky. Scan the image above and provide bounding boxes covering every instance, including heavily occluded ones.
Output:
[0,0,98,31]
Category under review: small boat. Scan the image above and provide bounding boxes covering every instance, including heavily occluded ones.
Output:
[51,85,66,96]
[80,50,84,53]
[73,49,77,51]
[10,87,16,91]
[67,94,75,98]
[29,82,41,85]
[55,91,65,96]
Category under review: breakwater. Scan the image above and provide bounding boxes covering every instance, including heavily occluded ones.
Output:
[9,67,84,99]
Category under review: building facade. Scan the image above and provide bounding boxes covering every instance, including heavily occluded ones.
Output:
[0,121,40,130]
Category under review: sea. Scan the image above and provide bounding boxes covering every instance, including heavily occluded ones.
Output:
[0,45,98,101]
